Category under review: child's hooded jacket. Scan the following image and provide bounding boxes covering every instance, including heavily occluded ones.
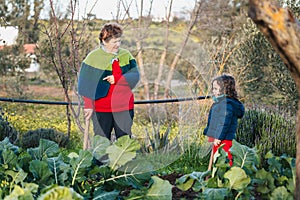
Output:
[203,96,245,140]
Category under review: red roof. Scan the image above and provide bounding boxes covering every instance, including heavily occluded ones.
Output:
[0,43,36,53]
[23,44,36,54]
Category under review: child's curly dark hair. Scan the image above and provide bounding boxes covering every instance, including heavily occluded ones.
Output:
[212,74,238,99]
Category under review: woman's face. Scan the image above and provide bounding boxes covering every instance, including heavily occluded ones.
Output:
[212,81,221,97]
[103,37,121,54]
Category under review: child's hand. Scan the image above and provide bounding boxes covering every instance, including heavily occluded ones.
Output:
[214,139,221,146]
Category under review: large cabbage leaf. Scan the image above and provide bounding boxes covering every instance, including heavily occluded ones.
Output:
[146,176,172,200]
[27,139,59,160]
[90,135,110,161]
[37,186,83,200]
[230,140,259,173]
[69,150,93,186]
[106,136,140,170]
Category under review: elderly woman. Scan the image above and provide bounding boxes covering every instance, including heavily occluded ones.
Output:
[78,22,140,141]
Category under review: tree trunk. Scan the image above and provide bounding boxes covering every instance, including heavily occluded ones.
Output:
[154,0,173,100]
[163,1,202,98]
[248,0,300,199]
[134,0,152,101]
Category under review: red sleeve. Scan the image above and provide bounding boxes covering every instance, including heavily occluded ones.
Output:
[114,74,122,83]
[112,59,126,84]
[84,97,94,109]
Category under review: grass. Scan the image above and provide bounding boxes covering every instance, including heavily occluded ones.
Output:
[0,102,83,150]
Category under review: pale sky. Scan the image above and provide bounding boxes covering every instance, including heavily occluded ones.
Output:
[1,0,195,45]
[42,0,195,20]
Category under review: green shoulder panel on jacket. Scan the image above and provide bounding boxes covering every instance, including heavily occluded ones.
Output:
[118,49,134,67]
[83,48,134,70]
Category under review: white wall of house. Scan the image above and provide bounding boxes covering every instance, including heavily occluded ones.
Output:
[0,26,18,45]
[1,27,40,74]
[25,54,40,73]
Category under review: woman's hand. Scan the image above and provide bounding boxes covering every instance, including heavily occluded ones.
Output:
[214,139,221,146]
[84,109,93,120]
[103,75,115,84]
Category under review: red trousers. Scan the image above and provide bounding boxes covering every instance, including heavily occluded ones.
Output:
[212,140,233,166]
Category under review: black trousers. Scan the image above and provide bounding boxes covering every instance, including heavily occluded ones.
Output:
[92,110,134,140]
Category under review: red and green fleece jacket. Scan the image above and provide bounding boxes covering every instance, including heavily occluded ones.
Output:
[78,47,140,112]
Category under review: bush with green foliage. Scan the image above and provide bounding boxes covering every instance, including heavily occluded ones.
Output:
[224,16,298,112]
[21,128,69,148]
[1,103,83,150]
[236,108,296,158]
[0,107,19,144]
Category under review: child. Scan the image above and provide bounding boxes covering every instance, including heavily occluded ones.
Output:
[204,74,244,170]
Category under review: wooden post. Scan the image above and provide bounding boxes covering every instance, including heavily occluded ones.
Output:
[83,118,90,150]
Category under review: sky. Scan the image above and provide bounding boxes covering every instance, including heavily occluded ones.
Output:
[41,0,196,20]
[0,0,195,45]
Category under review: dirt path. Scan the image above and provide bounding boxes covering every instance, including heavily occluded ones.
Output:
[28,85,66,99]
[0,84,70,101]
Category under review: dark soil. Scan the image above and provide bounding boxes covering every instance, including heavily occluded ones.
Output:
[159,173,199,200]
[120,173,199,199]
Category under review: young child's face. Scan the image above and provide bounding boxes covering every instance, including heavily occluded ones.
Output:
[212,81,221,97]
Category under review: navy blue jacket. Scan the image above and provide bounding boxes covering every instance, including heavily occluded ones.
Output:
[203,97,245,140]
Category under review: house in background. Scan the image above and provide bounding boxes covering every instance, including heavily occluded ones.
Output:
[0,26,40,74]
[23,44,40,73]
[0,26,18,46]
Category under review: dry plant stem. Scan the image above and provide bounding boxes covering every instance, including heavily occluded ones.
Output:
[83,118,90,150]
[207,145,214,171]
[248,0,300,199]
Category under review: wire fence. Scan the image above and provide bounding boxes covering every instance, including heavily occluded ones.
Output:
[0,95,211,106]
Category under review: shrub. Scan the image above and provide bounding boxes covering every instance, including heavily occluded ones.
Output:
[0,107,19,144]
[21,128,68,148]
[236,108,296,158]
[1,103,83,150]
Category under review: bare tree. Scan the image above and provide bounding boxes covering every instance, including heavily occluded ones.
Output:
[43,0,75,139]
[135,0,153,101]
[163,0,202,98]
[112,0,154,100]
[248,0,300,198]
[39,0,97,139]
[153,0,173,100]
